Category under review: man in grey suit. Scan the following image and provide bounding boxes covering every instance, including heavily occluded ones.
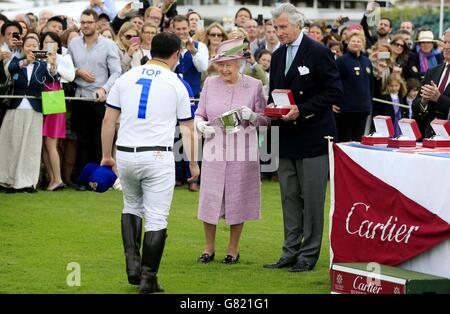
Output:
[263,3,343,272]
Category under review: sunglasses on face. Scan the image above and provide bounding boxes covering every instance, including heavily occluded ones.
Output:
[392,42,405,48]
[208,33,223,37]
[124,34,137,40]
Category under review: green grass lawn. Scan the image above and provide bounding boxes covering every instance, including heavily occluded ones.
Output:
[0,181,331,294]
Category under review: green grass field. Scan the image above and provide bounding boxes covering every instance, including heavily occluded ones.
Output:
[0,181,331,294]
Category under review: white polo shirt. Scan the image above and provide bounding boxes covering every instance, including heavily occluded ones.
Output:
[106,60,193,147]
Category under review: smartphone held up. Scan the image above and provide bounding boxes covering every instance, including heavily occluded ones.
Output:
[377,51,390,60]
[47,42,56,54]
[132,1,144,10]
[32,50,48,61]
[130,36,141,46]
[340,16,350,25]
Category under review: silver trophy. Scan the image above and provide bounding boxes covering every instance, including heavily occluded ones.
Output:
[216,108,242,134]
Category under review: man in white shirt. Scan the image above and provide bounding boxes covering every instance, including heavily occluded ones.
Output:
[253,20,280,60]
[172,15,208,97]
[172,14,207,191]
[0,21,23,62]
[101,32,199,294]
[264,21,280,53]
[245,18,264,56]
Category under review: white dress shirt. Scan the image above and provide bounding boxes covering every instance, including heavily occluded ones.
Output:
[285,32,304,67]
[181,41,209,73]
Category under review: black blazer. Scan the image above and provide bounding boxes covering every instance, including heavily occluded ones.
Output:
[268,34,343,158]
[0,60,6,84]
[412,62,450,138]
[7,56,57,113]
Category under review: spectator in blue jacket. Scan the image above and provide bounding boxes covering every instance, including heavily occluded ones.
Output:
[0,35,58,193]
[172,14,208,191]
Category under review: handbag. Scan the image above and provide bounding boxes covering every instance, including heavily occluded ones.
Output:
[42,89,66,115]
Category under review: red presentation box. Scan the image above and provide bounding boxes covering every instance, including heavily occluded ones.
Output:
[264,89,293,117]
[422,119,450,148]
[331,263,450,294]
[423,139,450,148]
[361,115,394,146]
[387,138,417,148]
[387,119,421,148]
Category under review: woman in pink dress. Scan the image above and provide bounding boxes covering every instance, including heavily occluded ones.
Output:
[195,38,269,264]
[41,31,75,191]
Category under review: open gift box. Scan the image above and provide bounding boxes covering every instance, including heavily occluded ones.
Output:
[361,115,394,145]
[264,89,293,117]
[422,119,450,148]
[387,118,421,148]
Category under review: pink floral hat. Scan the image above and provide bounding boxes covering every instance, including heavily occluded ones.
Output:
[209,38,249,63]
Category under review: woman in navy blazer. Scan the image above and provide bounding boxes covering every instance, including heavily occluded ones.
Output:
[335,30,373,142]
[0,35,58,192]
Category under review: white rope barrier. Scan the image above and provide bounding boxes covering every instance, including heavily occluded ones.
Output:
[0,96,412,108]
[0,95,97,101]
[372,97,411,109]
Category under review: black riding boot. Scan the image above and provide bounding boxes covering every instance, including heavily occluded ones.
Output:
[139,229,167,294]
[121,214,142,285]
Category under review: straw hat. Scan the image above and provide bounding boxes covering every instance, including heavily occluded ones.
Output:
[209,38,249,63]
[416,31,438,43]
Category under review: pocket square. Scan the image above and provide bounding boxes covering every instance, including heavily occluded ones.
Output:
[298,66,310,76]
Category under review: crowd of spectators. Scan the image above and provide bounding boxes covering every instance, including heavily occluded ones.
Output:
[0,0,448,192]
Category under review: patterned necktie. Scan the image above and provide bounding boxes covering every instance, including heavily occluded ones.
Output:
[392,97,402,137]
[285,45,294,75]
[438,64,450,94]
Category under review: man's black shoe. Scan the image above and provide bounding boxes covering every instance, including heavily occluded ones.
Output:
[263,258,296,269]
[288,260,314,272]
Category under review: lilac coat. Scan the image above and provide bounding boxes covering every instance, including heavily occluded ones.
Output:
[196,75,269,225]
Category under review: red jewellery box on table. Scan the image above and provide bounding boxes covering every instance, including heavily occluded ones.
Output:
[264,89,293,117]
[361,115,394,146]
[387,118,421,148]
[422,119,450,148]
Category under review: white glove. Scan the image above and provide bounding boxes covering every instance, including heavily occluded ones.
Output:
[195,119,216,138]
[240,106,257,123]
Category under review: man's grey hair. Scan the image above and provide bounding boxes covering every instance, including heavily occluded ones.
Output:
[444,28,450,36]
[39,9,54,20]
[271,3,305,28]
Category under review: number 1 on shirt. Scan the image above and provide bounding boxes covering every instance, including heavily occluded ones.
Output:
[136,78,153,119]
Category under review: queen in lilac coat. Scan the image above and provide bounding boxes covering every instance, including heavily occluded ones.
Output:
[194,38,269,264]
